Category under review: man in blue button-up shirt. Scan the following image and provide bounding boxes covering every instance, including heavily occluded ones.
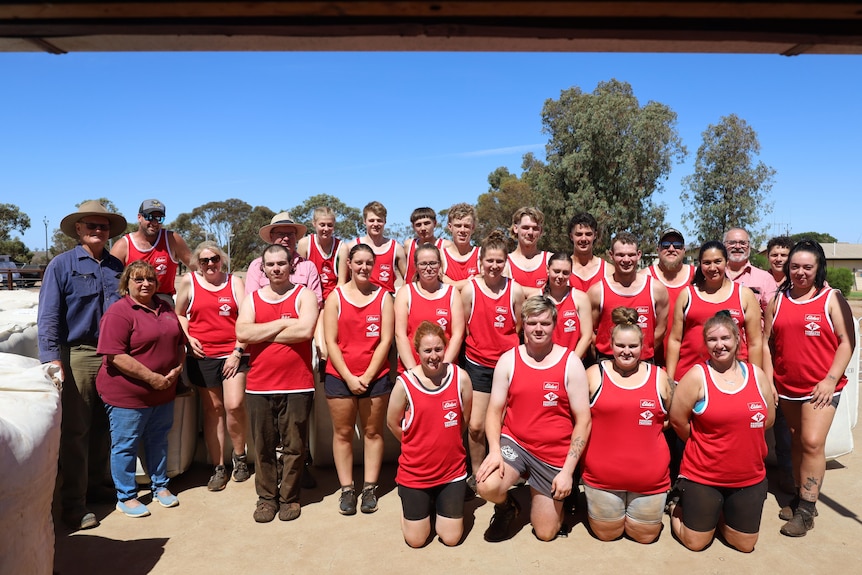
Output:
[38,200,126,531]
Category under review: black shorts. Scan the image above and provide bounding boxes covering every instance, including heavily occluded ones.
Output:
[678,476,768,534]
[398,480,466,521]
[186,355,249,389]
[463,359,494,394]
[324,373,392,399]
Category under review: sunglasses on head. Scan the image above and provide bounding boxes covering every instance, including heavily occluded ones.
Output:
[80,221,110,232]
[199,255,221,265]
[141,213,165,223]
[660,240,684,250]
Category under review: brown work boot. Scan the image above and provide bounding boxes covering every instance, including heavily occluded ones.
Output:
[780,507,814,537]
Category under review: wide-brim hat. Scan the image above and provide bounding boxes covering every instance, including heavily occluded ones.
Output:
[258,211,307,243]
[60,200,128,239]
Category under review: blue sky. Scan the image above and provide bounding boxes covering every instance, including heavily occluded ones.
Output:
[2,51,860,253]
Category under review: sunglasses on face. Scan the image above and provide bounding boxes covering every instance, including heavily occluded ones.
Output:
[141,213,165,223]
[79,221,110,232]
[199,255,221,266]
[660,241,684,250]
[132,277,157,284]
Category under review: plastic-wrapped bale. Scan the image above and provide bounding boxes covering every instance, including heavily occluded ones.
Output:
[0,353,62,575]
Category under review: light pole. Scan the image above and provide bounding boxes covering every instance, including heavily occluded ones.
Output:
[227,225,233,274]
[43,216,49,262]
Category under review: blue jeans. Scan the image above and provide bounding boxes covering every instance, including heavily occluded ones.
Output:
[104,402,175,501]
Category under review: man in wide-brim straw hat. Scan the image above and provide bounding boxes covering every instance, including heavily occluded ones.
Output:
[38,200,128,531]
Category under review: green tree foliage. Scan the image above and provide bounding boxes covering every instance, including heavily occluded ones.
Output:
[170,199,274,271]
[790,231,838,244]
[0,203,30,240]
[523,79,686,253]
[826,267,854,297]
[287,194,364,240]
[0,238,32,263]
[476,166,538,249]
[681,114,776,245]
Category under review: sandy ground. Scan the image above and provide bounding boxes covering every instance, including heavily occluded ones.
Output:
[33,291,862,574]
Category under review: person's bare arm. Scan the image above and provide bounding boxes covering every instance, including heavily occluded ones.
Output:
[573,290,593,359]
[393,287,417,369]
[665,289,690,383]
[669,366,705,441]
[170,231,193,270]
[551,354,591,499]
[741,286,763,369]
[476,350,515,483]
[386,376,408,442]
[652,281,669,348]
[272,288,319,344]
[109,235,129,264]
[445,287,466,364]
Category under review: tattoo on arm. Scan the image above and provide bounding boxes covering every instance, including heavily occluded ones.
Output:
[568,436,586,461]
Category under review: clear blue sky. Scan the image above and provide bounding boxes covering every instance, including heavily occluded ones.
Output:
[2,51,860,253]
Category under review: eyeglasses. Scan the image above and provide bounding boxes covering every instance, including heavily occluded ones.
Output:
[198,255,221,265]
[660,240,684,250]
[79,221,110,232]
[141,213,165,223]
[271,230,296,240]
[416,261,440,268]
[132,277,157,284]
[725,240,749,247]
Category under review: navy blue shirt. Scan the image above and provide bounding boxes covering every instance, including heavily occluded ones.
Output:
[38,244,125,362]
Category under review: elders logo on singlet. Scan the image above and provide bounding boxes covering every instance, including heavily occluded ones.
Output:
[366,315,380,337]
[750,412,766,428]
[154,255,168,276]
[804,314,822,336]
[218,297,232,316]
[443,410,459,428]
[378,264,392,283]
[563,318,577,332]
[543,383,560,407]
[636,306,650,328]
[639,410,655,426]
[436,308,449,330]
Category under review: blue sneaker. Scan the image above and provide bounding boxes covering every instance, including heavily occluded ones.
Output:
[116,500,151,518]
[154,489,179,508]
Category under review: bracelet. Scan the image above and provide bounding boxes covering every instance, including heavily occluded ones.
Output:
[234,346,245,354]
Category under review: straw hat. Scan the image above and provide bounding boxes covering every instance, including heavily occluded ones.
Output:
[258,212,308,243]
[60,201,127,239]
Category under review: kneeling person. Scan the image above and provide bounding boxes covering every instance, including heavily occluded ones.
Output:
[477,296,591,542]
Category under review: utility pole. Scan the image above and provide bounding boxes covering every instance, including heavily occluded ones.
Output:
[43,216,49,262]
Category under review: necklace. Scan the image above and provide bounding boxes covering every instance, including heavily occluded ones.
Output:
[708,361,741,387]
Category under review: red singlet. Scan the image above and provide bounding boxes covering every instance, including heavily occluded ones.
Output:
[595,275,657,360]
[551,290,583,353]
[404,237,445,284]
[771,288,847,399]
[308,234,341,300]
[325,286,390,380]
[508,251,549,290]
[464,278,519,369]
[501,346,575,468]
[126,229,179,295]
[246,287,314,394]
[186,273,240,357]
[570,258,607,293]
[442,246,480,282]
[402,282,456,367]
[679,363,768,488]
[646,264,695,365]
[582,363,670,494]
[395,366,468,488]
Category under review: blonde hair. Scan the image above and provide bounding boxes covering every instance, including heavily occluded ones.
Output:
[313,206,336,222]
[610,307,643,342]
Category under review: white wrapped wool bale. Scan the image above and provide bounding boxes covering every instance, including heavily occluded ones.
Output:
[0,353,62,575]
[0,290,39,359]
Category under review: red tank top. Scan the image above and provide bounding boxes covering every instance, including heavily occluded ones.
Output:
[404,238,445,284]
[508,251,549,289]
[570,258,606,292]
[679,363,768,488]
[246,287,314,394]
[357,238,397,293]
[581,363,670,494]
[501,347,575,467]
[126,229,179,295]
[402,282,456,367]
[771,288,847,399]
[442,246,480,282]
[395,366,468,488]
[595,276,657,360]
[325,286,390,380]
[646,264,694,366]
[677,283,748,380]
[551,290,583,353]
[464,278,519,368]
[308,235,341,299]
[186,273,240,357]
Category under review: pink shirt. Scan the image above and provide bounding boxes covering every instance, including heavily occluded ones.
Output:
[727,262,774,311]
[245,253,323,307]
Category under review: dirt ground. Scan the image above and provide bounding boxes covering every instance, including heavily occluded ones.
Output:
[44,290,862,574]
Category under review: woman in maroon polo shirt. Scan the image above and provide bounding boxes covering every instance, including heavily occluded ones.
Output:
[97,261,185,518]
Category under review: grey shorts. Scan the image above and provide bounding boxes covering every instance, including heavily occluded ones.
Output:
[583,484,667,524]
[499,435,561,499]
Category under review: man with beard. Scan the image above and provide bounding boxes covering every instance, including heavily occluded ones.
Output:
[723,227,774,313]
[111,199,192,301]
[644,228,695,367]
